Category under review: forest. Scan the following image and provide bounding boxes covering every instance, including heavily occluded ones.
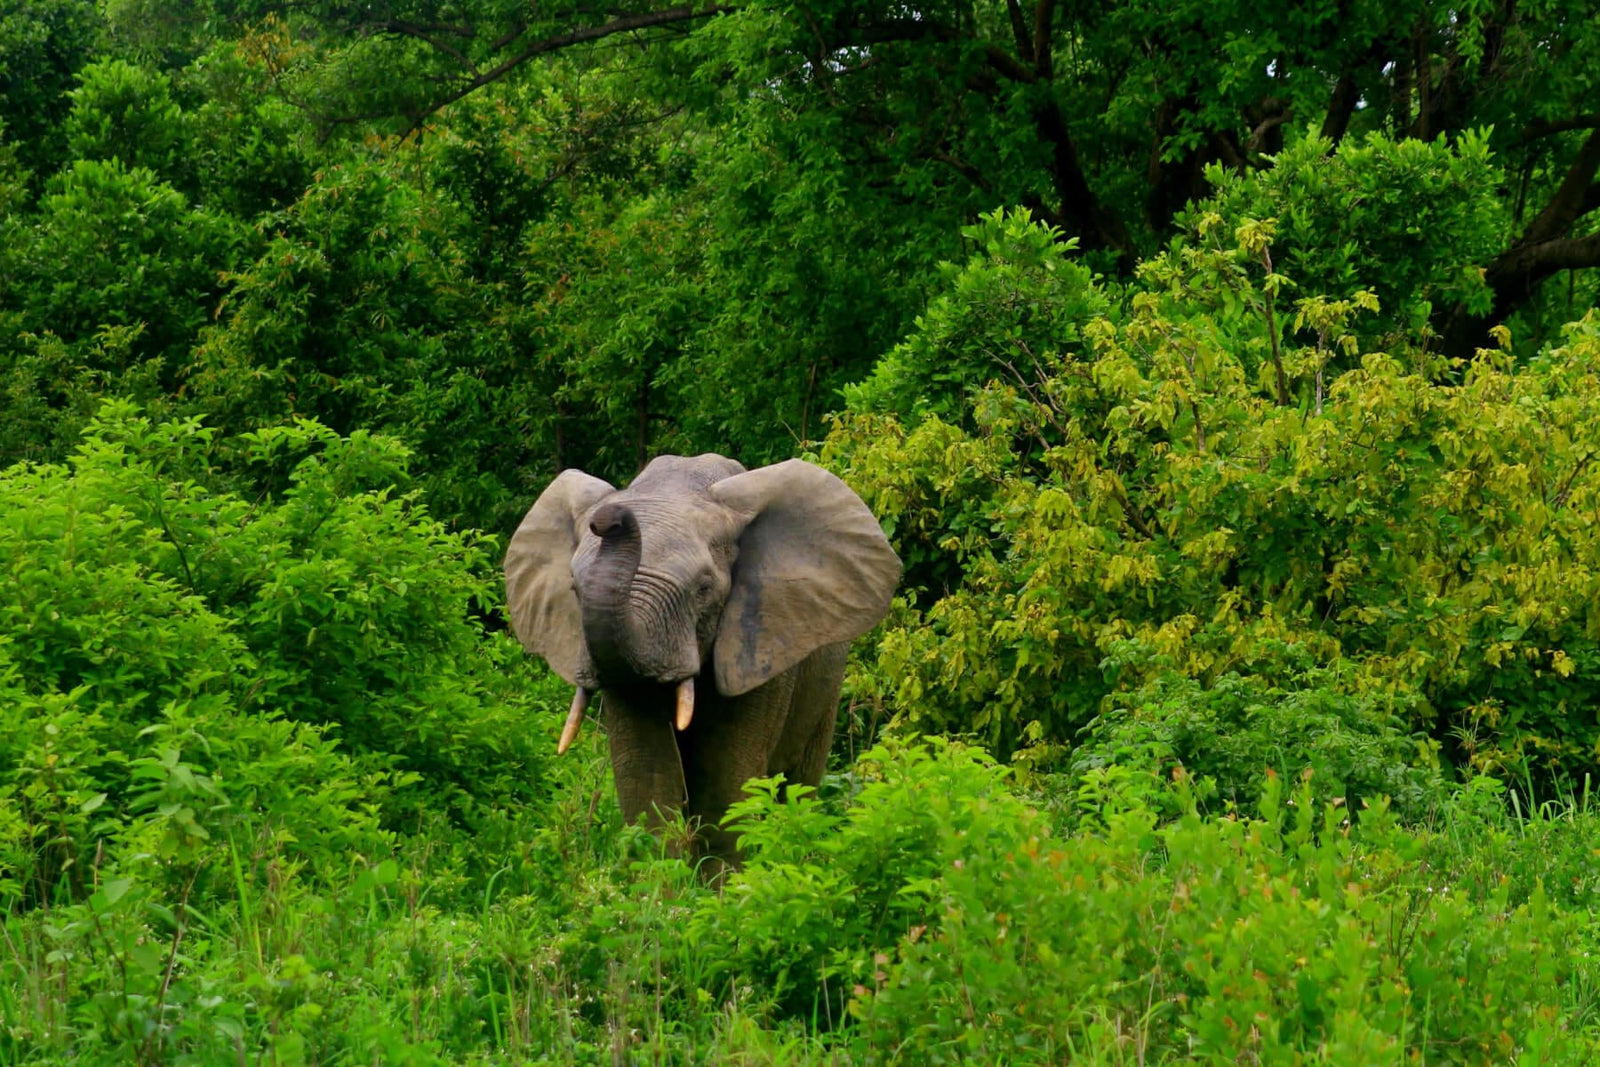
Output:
[4,0,1600,1061]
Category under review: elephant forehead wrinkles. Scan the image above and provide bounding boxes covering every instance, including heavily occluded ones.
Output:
[612,495,740,549]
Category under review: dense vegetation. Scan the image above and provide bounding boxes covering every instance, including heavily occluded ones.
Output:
[4,0,1600,1061]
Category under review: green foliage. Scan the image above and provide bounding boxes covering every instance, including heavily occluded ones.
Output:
[64,58,189,185]
[830,211,1600,783]
[0,405,551,891]
[1073,653,1442,819]
[5,6,1600,1060]
[187,157,532,528]
[692,738,1029,1020]
[0,158,244,422]
[13,729,1595,1064]
[0,325,170,468]
[181,51,313,219]
[1193,132,1506,338]
[0,0,103,177]
[846,208,1110,429]
[518,192,709,481]
[846,750,1598,1064]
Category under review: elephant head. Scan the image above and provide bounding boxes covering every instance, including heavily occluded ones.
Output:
[503,455,901,813]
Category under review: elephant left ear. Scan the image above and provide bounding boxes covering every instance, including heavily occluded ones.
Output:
[708,459,902,697]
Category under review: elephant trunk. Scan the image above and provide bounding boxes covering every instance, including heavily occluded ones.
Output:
[580,501,644,682]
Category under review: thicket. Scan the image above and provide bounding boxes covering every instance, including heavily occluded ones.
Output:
[4,0,1600,1061]
[830,203,1600,791]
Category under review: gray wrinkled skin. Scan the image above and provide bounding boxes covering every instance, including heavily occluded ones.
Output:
[504,454,901,872]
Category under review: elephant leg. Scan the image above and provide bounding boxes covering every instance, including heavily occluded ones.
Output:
[602,686,688,838]
[678,665,796,872]
[771,642,849,793]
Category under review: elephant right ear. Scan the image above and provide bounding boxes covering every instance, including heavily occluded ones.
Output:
[504,470,614,685]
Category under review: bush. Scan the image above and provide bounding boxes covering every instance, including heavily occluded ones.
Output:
[845,207,1110,430]
[1071,649,1442,820]
[0,402,553,906]
[186,158,530,531]
[64,58,189,185]
[690,738,1029,1020]
[1,158,243,403]
[1193,133,1505,340]
[828,207,1600,786]
[692,742,1600,1062]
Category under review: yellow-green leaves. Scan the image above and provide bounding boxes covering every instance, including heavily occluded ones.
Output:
[832,206,1600,785]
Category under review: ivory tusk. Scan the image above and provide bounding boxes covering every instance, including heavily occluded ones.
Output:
[675,677,694,732]
[557,687,589,755]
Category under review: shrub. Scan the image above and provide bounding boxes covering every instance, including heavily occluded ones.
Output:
[690,738,1028,1020]
[853,766,1598,1063]
[1193,133,1505,340]
[2,158,243,398]
[1071,649,1443,820]
[64,58,189,185]
[0,402,553,906]
[693,742,1600,1062]
[828,207,1600,785]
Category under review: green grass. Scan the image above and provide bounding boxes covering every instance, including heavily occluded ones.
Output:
[5,731,1600,1065]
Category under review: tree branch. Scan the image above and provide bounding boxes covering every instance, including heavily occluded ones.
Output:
[368,19,480,73]
[1517,114,1600,146]
[927,151,993,192]
[404,4,735,133]
[1032,0,1056,78]
[855,18,1045,85]
[1519,126,1600,247]
[1491,231,1600,286]
[1581,181,1600,221]
[1438,229,1600,358]
[1003,0,1033,62]
[1245,108,1291,154]
[364,19,474,39]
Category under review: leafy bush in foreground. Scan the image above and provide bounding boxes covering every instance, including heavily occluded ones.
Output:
[10,729,1595,1065]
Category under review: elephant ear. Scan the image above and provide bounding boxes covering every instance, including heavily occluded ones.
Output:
[504,470,614,685]
[709,459,902,697]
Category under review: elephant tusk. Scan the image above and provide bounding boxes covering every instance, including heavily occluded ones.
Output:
[675,678,694,732]
[557,687,589,755]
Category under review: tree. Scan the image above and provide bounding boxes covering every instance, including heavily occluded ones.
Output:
[171,0,1597,354]
[0,0,102,179]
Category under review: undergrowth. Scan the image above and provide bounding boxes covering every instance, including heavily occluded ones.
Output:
[4,408,1599,1064]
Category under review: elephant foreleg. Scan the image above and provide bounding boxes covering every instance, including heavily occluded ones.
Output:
[602,687,688,834]
[678,665,796,871]
[771,642,849,794]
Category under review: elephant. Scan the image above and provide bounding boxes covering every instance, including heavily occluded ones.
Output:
[503,453,902,868]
